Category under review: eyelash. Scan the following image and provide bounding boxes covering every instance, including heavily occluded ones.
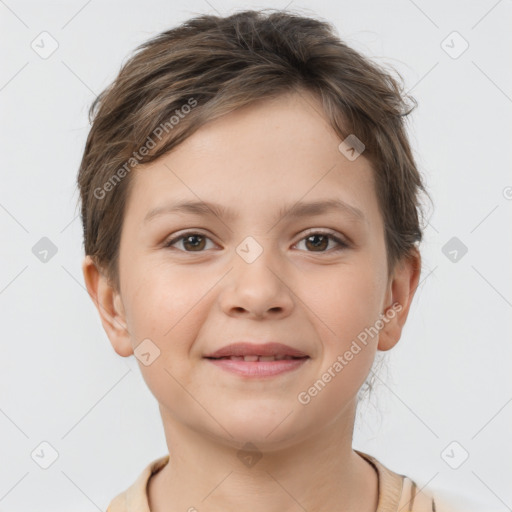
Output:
[163,229,350,253]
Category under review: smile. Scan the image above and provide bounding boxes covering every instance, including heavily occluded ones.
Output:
[208,355,305,361]
[205,355,310,377]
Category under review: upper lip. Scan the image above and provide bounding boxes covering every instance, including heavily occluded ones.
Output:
[204,342,309,358]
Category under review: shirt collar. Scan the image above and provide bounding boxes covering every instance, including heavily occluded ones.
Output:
[108,450,405,512]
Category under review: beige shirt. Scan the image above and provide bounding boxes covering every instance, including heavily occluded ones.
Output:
[106,450,454,511]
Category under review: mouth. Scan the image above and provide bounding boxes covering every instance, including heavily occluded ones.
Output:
[203,342,310,377]
[206,355,308,362]
[203,341,309,359]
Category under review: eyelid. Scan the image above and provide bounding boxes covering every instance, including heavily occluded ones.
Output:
[164,228,350,252]
[163,229,218,249]
[293,228,350,250]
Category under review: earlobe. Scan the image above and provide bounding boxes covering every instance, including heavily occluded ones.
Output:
[81,255,134,357]
[377,248,421,351]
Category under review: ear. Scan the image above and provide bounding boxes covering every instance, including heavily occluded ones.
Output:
[378,247,421,351]
[81,255,134,357]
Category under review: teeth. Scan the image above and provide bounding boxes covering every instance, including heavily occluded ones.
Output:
[222,355,299,361]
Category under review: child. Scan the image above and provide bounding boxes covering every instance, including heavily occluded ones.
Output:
[78,9,462,512]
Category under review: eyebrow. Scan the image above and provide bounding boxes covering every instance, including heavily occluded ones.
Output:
[144,198,366,225]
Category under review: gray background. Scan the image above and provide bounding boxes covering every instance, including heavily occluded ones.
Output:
[1,0,511,510]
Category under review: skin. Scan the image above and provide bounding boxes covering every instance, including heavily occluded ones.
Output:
[83,90,420,512]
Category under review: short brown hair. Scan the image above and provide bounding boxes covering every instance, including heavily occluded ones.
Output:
[76,8,429,292]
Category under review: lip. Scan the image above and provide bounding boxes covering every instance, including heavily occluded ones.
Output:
[203,342,310,378]
[204,342,309,359]
[207,357,309,377]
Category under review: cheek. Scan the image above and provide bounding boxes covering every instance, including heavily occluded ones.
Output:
[299,293,380,417]
[122,270,209,405]
[299,262,384,395]
[126,260,192,322]
[122,265,210,362]
[312,263,385,339]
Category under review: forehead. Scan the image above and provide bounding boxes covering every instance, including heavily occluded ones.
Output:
[125,91,379,227]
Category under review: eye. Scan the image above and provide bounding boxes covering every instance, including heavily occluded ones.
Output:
[163,229,350,253]
[294,230,349,253]
[163,232,216,252]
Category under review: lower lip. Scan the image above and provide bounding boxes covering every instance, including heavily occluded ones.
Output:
[205,357,309,377]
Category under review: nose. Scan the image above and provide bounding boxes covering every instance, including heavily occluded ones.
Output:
[218,242,295,320]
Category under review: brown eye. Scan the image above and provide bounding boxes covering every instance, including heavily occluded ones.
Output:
[164,230,348,253]
[182,234,206,251]
[305,234,329,251]
[164,232,214,252]
[295,231,349,253]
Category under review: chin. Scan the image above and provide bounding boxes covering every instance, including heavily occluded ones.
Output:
[203,407,309,451]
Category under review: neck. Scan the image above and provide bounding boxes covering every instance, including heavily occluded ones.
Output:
[148,404,378,512]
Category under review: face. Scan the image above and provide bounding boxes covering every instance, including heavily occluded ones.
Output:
[84,90,419,450]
